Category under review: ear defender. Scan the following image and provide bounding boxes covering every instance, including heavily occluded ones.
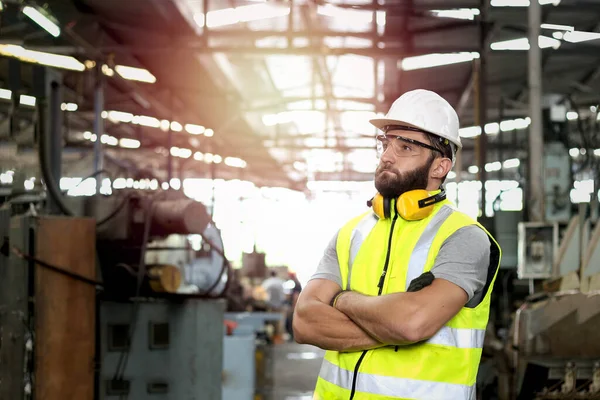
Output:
[397,190,435,221]
[368,190,447,221]
[367,193,389,219]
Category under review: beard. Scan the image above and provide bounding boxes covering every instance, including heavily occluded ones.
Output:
[374,159,432,198]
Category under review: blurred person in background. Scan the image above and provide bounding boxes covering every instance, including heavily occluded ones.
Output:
[262,270,286,311]
[262,270,286,342]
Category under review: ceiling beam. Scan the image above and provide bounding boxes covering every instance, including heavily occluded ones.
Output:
[310,0,600,12]
[410,20,477,35]
[58,17,478,43]
[259,138,525,152]
[22,43,600,58]
[81,24,377,40]
[243,96,379,111]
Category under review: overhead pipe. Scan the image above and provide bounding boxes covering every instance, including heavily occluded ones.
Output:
[38,81,74,216]
[48,77,64,214]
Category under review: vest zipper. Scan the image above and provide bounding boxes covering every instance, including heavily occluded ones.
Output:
[377,213,398,296]
[348,213,398,400]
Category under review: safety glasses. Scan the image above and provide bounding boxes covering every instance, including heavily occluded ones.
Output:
[376,134,443,158]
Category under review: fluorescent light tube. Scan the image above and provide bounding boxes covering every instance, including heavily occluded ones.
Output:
[541,23,574,31]
[563,30,600,43]
[23,6,60,37]
[492,0,560,6]
[194,4,290,28]
[0,44,85,71]
[20,94,36,107]
[114,65,156,84]
[170,121,183,132]
[224,157,247,168]
[401,52,479,71]
[491,36,561,50]
[61,102,78,111]
[119,138,141,149]
[185,124,205,135]
[431,9,480,20]
[0,89,11,100]
[107,110,134,123]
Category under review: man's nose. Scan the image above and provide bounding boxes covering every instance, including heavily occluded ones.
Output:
[379,144,396,164]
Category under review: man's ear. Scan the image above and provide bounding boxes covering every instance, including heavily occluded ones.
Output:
[431,158,453,179]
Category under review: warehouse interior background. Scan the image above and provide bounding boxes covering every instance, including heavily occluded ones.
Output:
[1,0,600,399]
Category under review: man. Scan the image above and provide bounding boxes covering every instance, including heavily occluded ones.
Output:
[262,270,286,311]
[293,89,501,400]
[261,270,287,342]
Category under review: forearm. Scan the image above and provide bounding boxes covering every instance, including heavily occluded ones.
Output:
[293,298,383,352]
[335,291,422,345]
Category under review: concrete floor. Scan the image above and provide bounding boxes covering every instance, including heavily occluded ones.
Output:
[264,342,325,400]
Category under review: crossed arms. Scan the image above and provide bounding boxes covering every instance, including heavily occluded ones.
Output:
[292,278,468,352]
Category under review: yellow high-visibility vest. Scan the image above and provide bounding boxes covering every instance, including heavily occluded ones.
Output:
[314,200,501,400]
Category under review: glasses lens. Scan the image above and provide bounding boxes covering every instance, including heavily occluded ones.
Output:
[376,135,387,158]
[394,138,421,157]
[377,135,423,157]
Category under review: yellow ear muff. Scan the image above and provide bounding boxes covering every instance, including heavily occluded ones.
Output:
[370,193,387,219]
[369,190,445,220]
[396,189,435,221]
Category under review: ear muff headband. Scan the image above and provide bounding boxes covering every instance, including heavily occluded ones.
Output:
[418,191,446,208]
[369,189,446,221]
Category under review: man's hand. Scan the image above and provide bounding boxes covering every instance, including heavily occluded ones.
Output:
[406,272,435,292]
[293,279,383,352]
[334,278,468,345]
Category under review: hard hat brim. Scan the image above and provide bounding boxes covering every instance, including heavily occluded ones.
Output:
[369,118,422,132]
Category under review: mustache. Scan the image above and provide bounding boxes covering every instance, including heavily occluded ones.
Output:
[377,164,397,174]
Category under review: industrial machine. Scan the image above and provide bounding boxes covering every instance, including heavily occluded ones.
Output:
[0,65,235,400]
[93,191,230,400]
[0,211,97,400]
[473,95,600,400]
[479,202,600,400]
[0,191,233,400]
[502,208,600,400]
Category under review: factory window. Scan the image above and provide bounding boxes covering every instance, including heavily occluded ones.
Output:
[147,381,169,394]
[148,322,169,349]
[107,324,130,351]
[106,379,130,396]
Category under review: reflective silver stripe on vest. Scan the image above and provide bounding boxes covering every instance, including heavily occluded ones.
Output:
[347,213,378,288]
[319,359,475,400]
[405,205,455,291]
[427,326,485,348]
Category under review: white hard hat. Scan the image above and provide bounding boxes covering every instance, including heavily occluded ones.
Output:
[370,89,462,150]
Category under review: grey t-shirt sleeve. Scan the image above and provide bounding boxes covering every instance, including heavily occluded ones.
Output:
[309,230,343,287]
[431,225,491,308]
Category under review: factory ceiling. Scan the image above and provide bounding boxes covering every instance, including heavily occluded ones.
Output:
[1,0,600,190]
